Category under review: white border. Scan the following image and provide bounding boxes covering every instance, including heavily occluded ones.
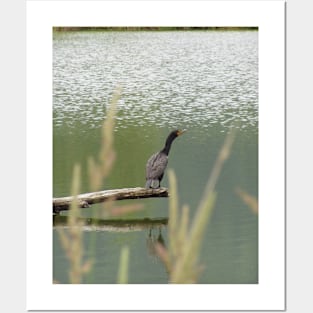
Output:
[27,1,285,310]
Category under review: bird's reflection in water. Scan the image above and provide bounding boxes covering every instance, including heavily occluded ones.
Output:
[146,226,166,262]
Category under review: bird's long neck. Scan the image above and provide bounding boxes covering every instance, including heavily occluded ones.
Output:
[161,133,176,156]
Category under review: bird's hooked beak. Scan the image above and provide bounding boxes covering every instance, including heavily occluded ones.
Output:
[177,129,187,136]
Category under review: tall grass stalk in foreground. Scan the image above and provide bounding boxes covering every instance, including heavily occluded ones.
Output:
[55,88,133,283]
[88,89,120,192]
[87,87,142,217]
[157,128,236,283]
[117,246,130,284]
[56,164,92,283]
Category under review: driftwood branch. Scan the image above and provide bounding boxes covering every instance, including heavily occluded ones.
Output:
[53,187,169,213]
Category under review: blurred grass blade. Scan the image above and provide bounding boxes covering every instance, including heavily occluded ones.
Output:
[166,127,236,283]
[56,163,91,284]
[171,192,216,283]
[236,187,258,214]
[178,205,189,245]
[168,169,179,259]
[68,163,81,225]
[99,87,121,178]
[117,246,129,284]
[154,242,171,273]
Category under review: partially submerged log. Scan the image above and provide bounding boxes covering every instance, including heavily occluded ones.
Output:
[53,187,169,214]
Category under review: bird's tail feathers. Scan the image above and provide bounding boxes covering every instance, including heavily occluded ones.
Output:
[145,179,159,189]
[145,180,152,188]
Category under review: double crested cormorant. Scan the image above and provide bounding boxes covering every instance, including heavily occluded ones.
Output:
[145,129,186,189]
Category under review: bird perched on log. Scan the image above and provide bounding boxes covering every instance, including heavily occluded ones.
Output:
[145,129,186,189]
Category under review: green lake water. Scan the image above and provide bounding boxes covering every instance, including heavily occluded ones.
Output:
[53,30,258,284]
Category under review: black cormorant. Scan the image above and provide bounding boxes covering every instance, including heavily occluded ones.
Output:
[145,129,186,189]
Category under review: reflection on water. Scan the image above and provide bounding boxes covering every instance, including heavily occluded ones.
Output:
[53,215,168,232]
[53,30,258,284]
[53,215,169,283]
[146,227,166,259]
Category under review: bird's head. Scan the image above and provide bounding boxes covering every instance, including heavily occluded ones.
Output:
[175,129,187,137]
[163,129,187,154]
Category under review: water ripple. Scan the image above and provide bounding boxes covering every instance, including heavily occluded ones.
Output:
[54,31,258,134]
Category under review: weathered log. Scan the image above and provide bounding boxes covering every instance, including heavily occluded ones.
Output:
[53,187,169,213]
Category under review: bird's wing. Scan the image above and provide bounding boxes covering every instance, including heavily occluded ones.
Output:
[146,152,168,179]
